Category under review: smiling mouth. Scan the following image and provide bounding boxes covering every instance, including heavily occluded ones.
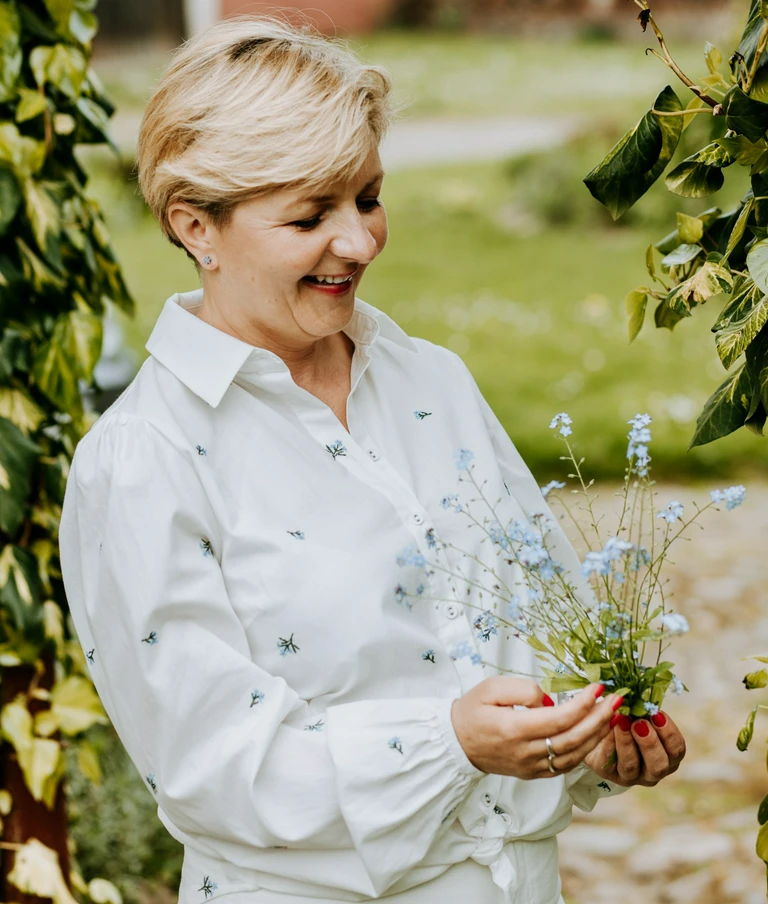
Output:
[303,274,356,285]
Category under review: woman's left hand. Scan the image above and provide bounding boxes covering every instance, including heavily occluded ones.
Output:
[582,711,686,787]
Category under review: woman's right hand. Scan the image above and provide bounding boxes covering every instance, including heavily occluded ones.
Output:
[450,677,622,779]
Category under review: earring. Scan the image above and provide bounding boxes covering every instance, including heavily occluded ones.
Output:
[202,255,212,266]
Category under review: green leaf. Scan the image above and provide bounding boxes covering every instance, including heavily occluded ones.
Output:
[0,545,44,637]
[705,41,723,74]
[714,278,763,332]
[32,309,102,410]
[717,135,768,166]
[77,740,102,784]
[738,1,768,82]
[667,261,733,315]
[29,43,87,98]
[724,85,768,142]
[626,289,648,342]
[690,362,753,447]
[15,88,47,123]
[584,663,602,683]
[744,669,768,689]
[757,821,768,863]
[23,180,60,256]
[43,0,75,34]
[0,166,20,236]
[748,238,768,293]
[758,792,768,825]
[0,388,45,434]
[584,86,683,220]
[69,8,97,44]
[661,243,703,271]
[0,417,39,537]
[0,2,21,104]
[665,143,730,198]
[0,123,45,178]
[724,199,754,262]
[716,297,768,369]
[655,298,688,331]
[50,676,107,735]
[737,705,758,751]
[676,212,704,244]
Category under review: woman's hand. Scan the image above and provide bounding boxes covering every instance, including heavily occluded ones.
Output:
[583,711,686,786]
[451,677,623,780]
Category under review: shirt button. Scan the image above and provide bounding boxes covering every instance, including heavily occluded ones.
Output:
[368,449,380,461]
[411,512,425,525]
[444,604,459,620]
[117,414,128,426]
[483,793,492,806]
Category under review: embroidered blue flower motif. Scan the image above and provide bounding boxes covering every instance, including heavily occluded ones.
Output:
[326,440,347,459]
[277,633,300,656]
[425,528,437,549]
[471,652,483,666]
[200,538,214,557]
[141,631,158,645]
[196,445,207,456]
[597,781,612,792]
[304,719,325,731]
[396,544,426,568]
[146,773,157,793]
[453,448,475,471]
[287,530,305,540]
[86,648,95,664]
[416,583,425,596]
[440,494,463,513]
[394,584,412,610]
[199,876,218,899]
[250,690,265,707]
[450,640,472,661]
[413,410,432,420]
[473,610,498,642]
[388,736,404,755]
[421,649,436,663]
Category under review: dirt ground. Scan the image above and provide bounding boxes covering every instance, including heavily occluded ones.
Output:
[559,481,768,904]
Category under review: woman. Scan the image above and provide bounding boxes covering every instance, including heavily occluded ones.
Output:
[59,17,686,904]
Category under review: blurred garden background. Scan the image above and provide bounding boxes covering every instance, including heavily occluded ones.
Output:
[68,1,768,902]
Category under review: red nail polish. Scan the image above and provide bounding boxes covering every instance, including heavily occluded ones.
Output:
[611,696,624,711]
[634,720,650,738]
[618,714,631,732]
[609,713,621,729]
[593,684,605,699]
[651,712,666,728]
[542,694,555,707]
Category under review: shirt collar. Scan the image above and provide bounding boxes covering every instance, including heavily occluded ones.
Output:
[145,288,417,409]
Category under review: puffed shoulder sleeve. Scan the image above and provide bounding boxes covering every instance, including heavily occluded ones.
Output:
[59,414,483,897]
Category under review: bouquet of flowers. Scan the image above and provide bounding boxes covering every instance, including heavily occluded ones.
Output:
[397,413,746,721]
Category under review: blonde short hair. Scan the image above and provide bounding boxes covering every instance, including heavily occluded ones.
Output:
[137,16,395,249]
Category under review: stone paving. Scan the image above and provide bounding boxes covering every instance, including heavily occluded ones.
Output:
[559,481,768,904]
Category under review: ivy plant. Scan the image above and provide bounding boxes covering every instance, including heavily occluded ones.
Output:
[0,0,132,900]
[585,0,768,450]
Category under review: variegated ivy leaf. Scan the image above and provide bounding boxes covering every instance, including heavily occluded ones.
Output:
[7,837,77,904]
[50,675,107,735]
[715,287,768,370]
[667,260,733,315]
[690,362,753,448]
[676,212,703,244]
[32,308,102,412]
[78,740,102,784]
[0,387,45,434]
[88,878,123,904]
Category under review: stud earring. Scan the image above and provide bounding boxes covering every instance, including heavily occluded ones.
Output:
[202,255,212,266]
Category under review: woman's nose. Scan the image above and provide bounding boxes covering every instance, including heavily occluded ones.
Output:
[330,211,379,264]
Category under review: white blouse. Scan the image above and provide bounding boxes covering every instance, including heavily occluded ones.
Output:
[59,289,620,904]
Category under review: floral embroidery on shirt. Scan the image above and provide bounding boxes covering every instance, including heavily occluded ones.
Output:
[388,737,404,754]
[325,440,347,459]
[440,494,463,513]
[474,610,498,643]
[277,633,300,656]
[471,652,483,666]
[200,538,214,557]
[421,649,436,663]
[597,781,612,792]
[425,528,437,549]
[394,584,412,611]
[86,648,95,664]
[396,544,426,568]
[146,773,157,793]
[196,445,207,456]
[413,410,432,420]
[287,530,305,540]
[304,719,325,731]
[199,876,218,899]
[141,631,158,645]
[453,448,475,471]
[250,690,265,707]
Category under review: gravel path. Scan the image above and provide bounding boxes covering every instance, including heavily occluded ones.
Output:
[559,481,768,904]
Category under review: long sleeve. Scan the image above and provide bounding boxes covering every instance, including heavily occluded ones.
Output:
[58,413,484,897]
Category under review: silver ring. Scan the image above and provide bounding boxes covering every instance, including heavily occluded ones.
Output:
[545,737,556,758]
[548,756,558,774]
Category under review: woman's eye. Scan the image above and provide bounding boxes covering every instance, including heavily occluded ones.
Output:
[358,197,382,212]
[292,214,322,231]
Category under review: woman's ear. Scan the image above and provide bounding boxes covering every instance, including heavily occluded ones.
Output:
[168,202,216,267]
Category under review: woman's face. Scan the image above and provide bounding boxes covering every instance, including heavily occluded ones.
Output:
[204,145,387,349]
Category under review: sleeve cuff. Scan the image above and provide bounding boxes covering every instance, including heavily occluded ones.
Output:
[565,762,632,812]
[436,696,487,779]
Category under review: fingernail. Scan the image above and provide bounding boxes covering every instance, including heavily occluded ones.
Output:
[609,713,621,729]
[593,684,605,699]
[651,712,666,728]
[542,694,555,707]
[618,714,632,732]
[611,696,624,712]
[634,720,650,738]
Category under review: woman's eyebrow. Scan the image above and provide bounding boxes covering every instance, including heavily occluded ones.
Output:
[303,172,385,204]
